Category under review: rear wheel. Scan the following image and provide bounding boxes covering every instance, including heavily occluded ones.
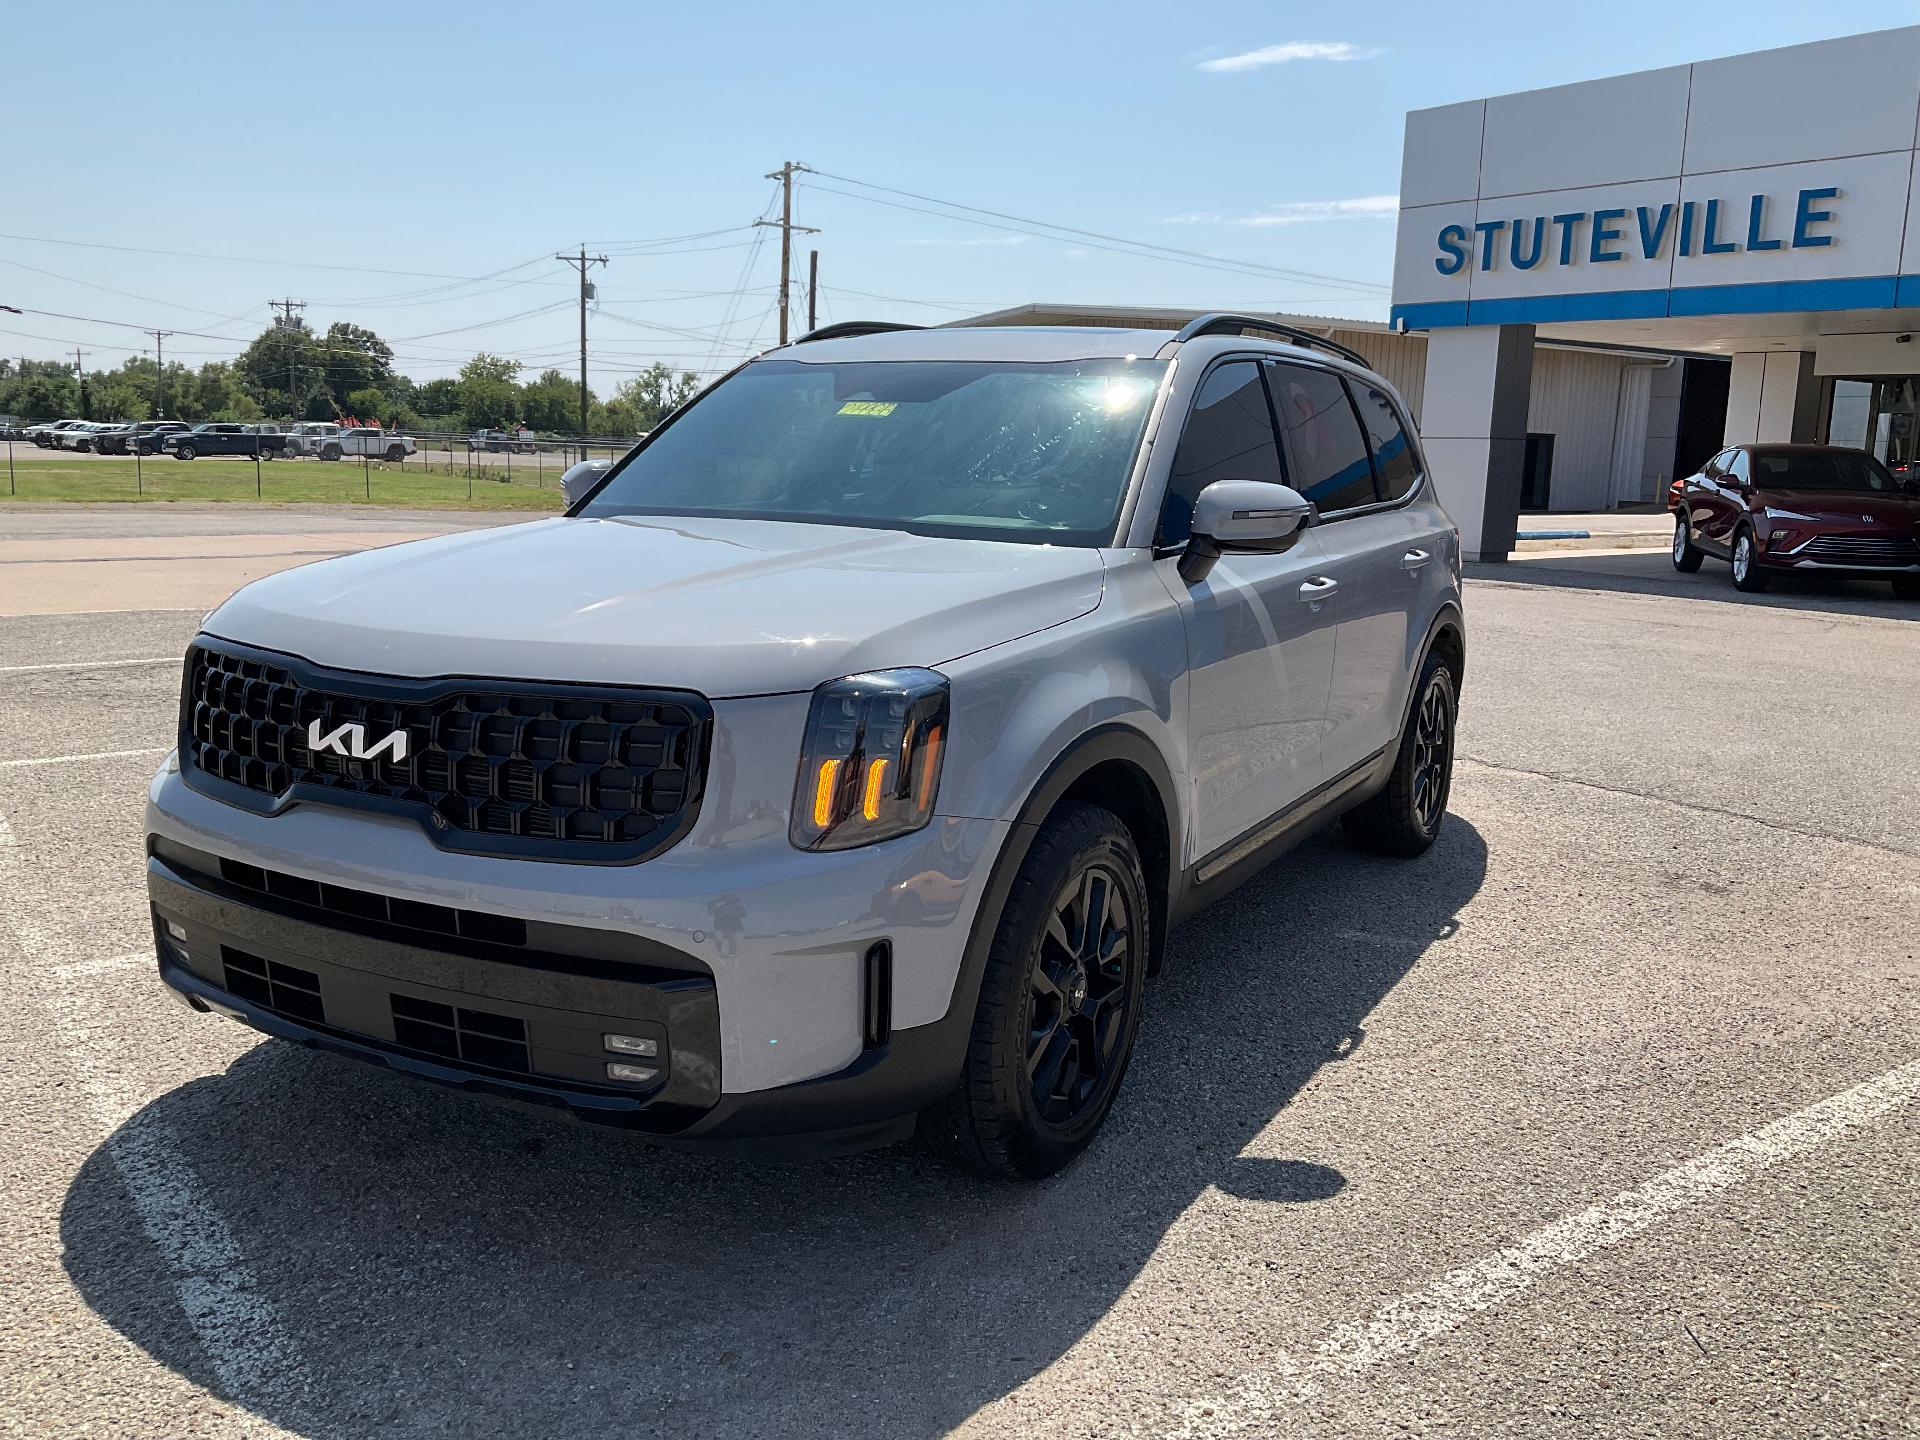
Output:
[919,801,1149,1180]
[1672,513,1703,572]
[1730,527,1770,592]
[385,444,406,462]
[1343,649,1457,858]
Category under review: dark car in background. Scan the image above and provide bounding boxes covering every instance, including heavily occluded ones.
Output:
[161,423,290,461]
[125,421,192,455]
[1673,443,1920,597]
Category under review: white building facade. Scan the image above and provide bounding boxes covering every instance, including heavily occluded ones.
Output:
[1392,25,1920,559]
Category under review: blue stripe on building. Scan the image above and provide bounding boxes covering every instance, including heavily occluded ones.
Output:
[1391,274,1916,329]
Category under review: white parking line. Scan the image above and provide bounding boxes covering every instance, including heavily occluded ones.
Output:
[0,747,169,770]
[1172,1056,1920,1435]
[0,817,303,1426]
[0,656,178,675]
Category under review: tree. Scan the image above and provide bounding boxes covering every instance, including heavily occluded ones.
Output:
[457,352,521,430]
[344,387,391,423]
[520,369,582,433]
[237,321,315,416]
[613,363,702,430]
[318,323,396,408]
[413,378,462,425]
[0,361,80,421]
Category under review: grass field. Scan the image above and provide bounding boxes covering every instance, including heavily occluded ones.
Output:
[0,453,566,510]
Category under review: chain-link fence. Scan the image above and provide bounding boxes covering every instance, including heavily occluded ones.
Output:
[1,429,637,507]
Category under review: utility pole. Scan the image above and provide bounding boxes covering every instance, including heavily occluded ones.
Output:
[270,299,305,418]
[557,246,608,436]
[71,348,89,418]
[807,249,819,333]
[756,162,819,345]
[143,329,174,418]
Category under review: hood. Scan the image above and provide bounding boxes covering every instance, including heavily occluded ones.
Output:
[203,515,1106,697]
[1757,487,1920,526]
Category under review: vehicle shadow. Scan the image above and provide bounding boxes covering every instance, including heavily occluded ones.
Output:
[1474,551,1918,621]
[61,820,1487,1439]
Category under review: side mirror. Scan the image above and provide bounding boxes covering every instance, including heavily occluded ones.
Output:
[559,457,611,509]
[1178,480,1316,584]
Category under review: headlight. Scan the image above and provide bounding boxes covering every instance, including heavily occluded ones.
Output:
[791,668,949,851]
[1763,506,1818,522]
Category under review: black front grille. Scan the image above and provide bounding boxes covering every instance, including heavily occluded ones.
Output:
[1798,535,1920,566]
[181,640,711,863]
[223,947,326,1023]
[390,993,532,1074]
[217,856,527,946]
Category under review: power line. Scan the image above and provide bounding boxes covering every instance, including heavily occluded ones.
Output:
[800,169,1390,294]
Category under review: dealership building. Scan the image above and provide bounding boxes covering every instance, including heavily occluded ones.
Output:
[1391,24,1920,559]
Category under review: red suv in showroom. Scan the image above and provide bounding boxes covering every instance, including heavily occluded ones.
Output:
[1672,444,1920,597]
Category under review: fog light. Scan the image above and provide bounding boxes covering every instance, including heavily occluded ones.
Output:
[165,920,187,941]
[605,1062,660,1084]
[603,1033,658,1058]
[1770,529,1791,545]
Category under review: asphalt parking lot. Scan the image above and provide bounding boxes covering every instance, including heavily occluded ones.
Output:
[0,508,1914,1438]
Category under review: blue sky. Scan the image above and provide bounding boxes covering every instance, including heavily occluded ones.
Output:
[1,0,1906,387]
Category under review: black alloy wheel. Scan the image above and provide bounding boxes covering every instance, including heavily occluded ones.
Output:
[1027,861,1135,1129]
[1409,672,1452,835]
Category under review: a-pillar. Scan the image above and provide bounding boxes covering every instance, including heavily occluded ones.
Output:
[1417,324,1534,562]
[1725,351,1819,444]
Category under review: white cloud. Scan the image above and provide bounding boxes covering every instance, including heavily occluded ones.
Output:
[1160,196,1399,226]
[1061,248,1089,260]
[900,235,1032,248]
[1233,196,1399,225]
[1197,41,1379,73]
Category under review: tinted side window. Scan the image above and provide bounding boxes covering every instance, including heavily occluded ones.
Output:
[1352,382,1418,502]
[1267,362,1376,513]
[1160,360,1282,544]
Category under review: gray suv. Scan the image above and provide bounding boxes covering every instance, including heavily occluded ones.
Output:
[146,314,1463,1178]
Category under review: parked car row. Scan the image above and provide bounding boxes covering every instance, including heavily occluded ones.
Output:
[14,418,418,461]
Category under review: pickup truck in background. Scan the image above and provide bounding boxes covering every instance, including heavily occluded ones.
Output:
[161,424,291,460]
[313,427,415,462]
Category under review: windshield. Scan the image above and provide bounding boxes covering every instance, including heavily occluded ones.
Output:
[579,356,1166,545]
[1753,449,1900,492]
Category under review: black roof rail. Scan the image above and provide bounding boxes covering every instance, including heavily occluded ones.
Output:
[792,320,926,345]
[1169,312,1370,369]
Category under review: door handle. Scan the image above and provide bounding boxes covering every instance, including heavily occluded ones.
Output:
[1402,548,1432,571]
[1298,575,1340,602]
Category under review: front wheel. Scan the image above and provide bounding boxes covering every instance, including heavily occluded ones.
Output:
[320,444,342,462]
[1343,650,1457,858]
[173,444,196,461]
[1672,513,1704,572]
[1731,527,1771,592]
[919,801,1149,1180]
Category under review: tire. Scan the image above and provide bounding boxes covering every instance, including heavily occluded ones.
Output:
[1342,649,1457,859]
[385,444,406,462]
[1893,575,1920,601]
[1730,526,1770,592]
[320,444,342,462]
[919,801,1150,1180]
[174,444,196,461]
[1672,513,1704,572]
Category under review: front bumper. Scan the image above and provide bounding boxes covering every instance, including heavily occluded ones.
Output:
[147,737,1009,1150]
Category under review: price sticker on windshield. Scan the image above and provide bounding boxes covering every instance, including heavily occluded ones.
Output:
[837,401,897,417]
